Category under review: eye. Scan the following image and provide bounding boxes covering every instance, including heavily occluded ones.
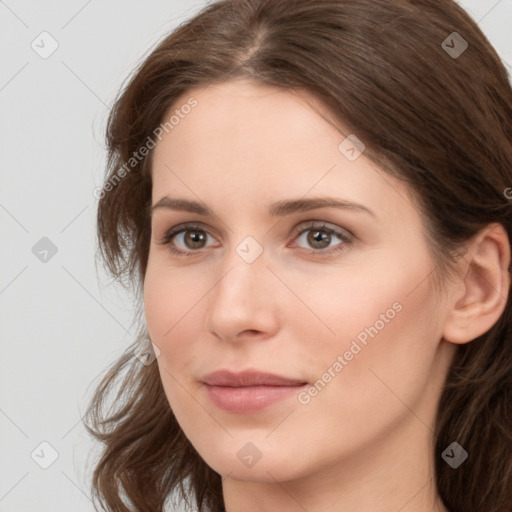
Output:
[158,220,353,257]
[290,221,353,254]
[158,223,218,256]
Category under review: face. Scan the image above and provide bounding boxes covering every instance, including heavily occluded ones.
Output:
[144,79,455,483]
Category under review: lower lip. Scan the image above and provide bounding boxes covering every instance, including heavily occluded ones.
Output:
[204,384,306,413]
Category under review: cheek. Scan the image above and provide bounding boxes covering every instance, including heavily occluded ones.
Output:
[144,257,198,340]
[143,260,209,377]
[144,268,172,344]
[300,260,443,431]
[280,250,434,358]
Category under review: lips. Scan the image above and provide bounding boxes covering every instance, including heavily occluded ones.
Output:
[201,369,307,387]
[201,369,308,413]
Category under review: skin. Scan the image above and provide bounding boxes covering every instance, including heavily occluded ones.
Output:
[143,78,510,512]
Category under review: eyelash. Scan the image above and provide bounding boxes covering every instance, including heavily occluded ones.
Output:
[158,221,354,257]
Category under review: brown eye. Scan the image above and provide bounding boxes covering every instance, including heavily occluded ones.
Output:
[161,223,216,255]
[292,222,353,255]
[160,221,353,257]
[306,229,332,249]
[182,230,207,249]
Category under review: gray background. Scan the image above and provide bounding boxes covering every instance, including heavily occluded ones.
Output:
[1,1,511,511]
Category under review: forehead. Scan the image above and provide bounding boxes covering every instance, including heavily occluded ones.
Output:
[150,79,417,225]
[155,78,341,159]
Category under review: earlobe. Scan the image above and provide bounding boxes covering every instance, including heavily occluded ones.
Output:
[442,223,511,345]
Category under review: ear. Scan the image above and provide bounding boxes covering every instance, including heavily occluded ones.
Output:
[442,223,511,344]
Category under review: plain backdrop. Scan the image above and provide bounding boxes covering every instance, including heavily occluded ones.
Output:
[1,1,511,511]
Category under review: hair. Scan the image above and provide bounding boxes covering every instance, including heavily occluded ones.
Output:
[84,0,512,511]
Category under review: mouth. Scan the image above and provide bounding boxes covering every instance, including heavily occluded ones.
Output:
[201,369,308,413]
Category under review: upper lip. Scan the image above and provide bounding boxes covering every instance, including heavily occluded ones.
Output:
[201,369,307,387]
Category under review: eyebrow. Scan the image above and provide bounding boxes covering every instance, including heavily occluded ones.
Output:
[151,196,375,217]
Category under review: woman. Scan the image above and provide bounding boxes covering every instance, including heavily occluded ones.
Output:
[85,1,512,511]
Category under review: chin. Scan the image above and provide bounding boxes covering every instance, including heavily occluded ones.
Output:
[194,438,313,483]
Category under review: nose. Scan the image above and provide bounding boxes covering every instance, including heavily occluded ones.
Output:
[205,247,280,343]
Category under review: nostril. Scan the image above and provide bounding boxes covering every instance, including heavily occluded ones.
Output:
[240,329,261,337]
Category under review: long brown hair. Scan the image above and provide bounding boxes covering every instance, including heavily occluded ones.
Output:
[84,1,512,511]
